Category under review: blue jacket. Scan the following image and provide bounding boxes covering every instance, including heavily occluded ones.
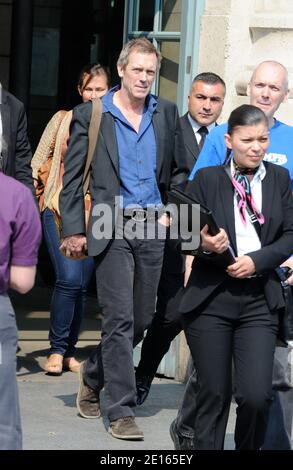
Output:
[189,120,293,187]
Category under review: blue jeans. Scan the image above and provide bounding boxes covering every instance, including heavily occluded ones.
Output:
[42,209,94,357]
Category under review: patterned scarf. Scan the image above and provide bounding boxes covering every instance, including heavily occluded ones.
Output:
[231,160,265,226]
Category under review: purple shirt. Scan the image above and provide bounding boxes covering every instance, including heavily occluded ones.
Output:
[0,172,42,294]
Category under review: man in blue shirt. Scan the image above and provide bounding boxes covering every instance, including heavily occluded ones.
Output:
[59,38,188,441]
[184,60,293,450]
[190,61,293,183]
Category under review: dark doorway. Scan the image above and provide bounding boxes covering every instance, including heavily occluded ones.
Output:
[29,0,125,151]
[28,0,125,290]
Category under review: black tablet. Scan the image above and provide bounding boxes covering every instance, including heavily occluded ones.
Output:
[167,187,236,267]
[167,187,219,235]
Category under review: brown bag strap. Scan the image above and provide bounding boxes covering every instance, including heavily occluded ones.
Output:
[82,98,102,195]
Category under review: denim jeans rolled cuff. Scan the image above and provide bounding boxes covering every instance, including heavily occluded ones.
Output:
[42,208,94,357]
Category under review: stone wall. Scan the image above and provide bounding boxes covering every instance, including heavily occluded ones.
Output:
[197,0,293,124]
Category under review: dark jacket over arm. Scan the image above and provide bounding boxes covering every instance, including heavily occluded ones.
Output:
[0,89,33,192]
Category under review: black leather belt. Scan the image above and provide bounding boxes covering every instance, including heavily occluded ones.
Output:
[123,208,164,222]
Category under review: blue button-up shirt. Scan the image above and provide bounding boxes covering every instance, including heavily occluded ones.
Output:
[102,86,162,208]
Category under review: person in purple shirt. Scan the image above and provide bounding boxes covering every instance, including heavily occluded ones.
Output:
[0,172,41,450]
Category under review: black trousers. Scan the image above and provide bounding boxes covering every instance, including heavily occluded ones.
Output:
[136,245,197,437]
[136,263,184,379]
[183,277,279,450]
[83,218,165,421]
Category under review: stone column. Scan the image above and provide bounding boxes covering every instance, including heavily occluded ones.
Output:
[197,0,293,123]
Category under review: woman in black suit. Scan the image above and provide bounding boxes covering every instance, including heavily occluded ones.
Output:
[180,104,293,450]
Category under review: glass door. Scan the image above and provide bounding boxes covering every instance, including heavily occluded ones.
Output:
[125,0,182,103]
[124,0,205,115]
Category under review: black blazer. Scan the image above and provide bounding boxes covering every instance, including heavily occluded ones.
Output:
[180,163,293,314]
[179,113,201,170]
[60,97,189,257]
[0,89,33,191]
[179,113,218,171]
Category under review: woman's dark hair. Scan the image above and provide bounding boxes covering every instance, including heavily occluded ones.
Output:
[77,63,111,91]
[224,104,269,164]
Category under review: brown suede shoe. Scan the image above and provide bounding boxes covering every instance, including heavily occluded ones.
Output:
[76,362,101,419]
[109,417,144,440]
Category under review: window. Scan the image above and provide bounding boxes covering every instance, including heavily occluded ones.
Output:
[126,0,182,101]
[138,0,156,31]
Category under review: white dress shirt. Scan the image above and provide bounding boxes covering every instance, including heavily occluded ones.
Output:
[187,113,215,146]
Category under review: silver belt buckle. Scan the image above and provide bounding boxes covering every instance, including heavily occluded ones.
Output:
[132,209,147,222]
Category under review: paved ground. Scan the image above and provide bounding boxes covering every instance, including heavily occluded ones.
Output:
[11,286,236,451]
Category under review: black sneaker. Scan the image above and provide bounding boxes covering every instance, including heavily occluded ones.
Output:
[169,419,195,450]
[136,374,153,405]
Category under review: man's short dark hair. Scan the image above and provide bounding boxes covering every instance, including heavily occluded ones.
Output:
[191,72,226,93]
